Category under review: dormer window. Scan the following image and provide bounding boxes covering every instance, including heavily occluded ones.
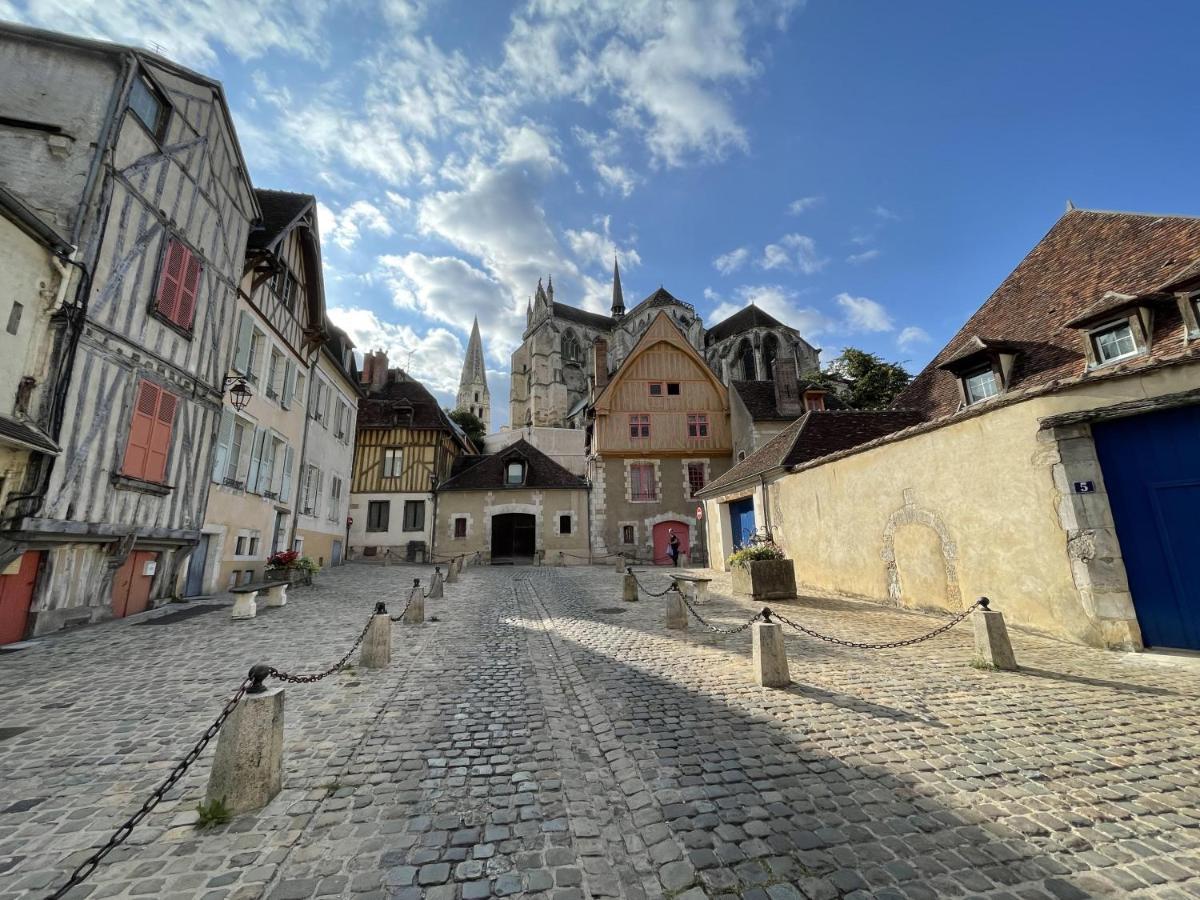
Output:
[505,461,525,485]
[963,366,999,404]
[1090,321,1139,365]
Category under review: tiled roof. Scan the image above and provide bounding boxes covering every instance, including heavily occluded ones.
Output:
[697,409,923,497]
[0,414,59,454]
[706,304,787,345]
[437,439,588,491]
[625,286,694,318]
[552,302,614,331]
[249,189,313,250]
[897,209,1200,420]
[358,373,452,431]
[731,379,843,420]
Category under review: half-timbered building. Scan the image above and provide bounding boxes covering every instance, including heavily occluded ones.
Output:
[0,23,257,634]
[348,352,474,562]
[195,190,326,594]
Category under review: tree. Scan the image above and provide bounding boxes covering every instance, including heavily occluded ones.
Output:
[448,408,486,450]
[820,348,911,410]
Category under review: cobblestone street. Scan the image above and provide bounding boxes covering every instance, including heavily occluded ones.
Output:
[1,562,1199,900]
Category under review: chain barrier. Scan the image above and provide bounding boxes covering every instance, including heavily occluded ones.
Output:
[630,573,675,597]
[679,591,764,635]
[386,593,416,622]
[772,598,984,650]
[44,677,250,899]
[44,600,392,899]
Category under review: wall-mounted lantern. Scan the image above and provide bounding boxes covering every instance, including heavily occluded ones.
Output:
[223,375,252,412]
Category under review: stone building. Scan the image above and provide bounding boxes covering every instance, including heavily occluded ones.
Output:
[348,353,474,562]
[704,207,1200,652]
[0,23,257,635]
[435,439,590,564]
[729,360,836,462]
[508,261,819,429]
[455,316,490,432]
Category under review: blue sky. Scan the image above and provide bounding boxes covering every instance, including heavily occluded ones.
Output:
[6,0,1199,428]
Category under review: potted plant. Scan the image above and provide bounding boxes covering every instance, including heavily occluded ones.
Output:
[729,541,796,601]
[265,551,320,587]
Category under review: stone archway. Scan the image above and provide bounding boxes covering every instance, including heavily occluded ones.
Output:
[880,489,962,610]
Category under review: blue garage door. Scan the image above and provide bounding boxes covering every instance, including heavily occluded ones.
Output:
[1093,405,1200,650]
[729,498,756,548]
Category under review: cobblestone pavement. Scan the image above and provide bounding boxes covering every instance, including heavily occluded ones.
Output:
[1,562,1199,900]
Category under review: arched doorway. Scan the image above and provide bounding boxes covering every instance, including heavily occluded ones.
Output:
[492,513,536,563]
[652,521,689,566]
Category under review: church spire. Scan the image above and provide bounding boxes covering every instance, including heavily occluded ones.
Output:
[456,316,491,433]
[611,256,625,318]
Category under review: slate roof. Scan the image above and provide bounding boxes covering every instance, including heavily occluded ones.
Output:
[248,189,313,250]
[625,286,694,318]
[706,304,788,345]
[552,302,614,331]
[321,319,362,394]
[897,209,1200,420]
[731,380,843,420]
[0,414,59,455]
[437,439,588,491]
[697,409,924,498]
[358,373,455,431]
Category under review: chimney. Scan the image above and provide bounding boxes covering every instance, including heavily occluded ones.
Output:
[773,356,804,417]
[360,349,389,392]
[593,338,609,392]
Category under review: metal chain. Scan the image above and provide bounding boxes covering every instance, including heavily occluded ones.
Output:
[772,599,983,650]
[388,592,417,622]
[679,592,764,635]
[44,678,251,900]
[631,575,675,597]
[267,613,375,683]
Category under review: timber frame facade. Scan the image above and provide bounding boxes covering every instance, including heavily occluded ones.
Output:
[0,24,258,633]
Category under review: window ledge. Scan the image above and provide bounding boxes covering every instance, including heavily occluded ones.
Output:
[148,307,195,341]
[112,473,173,496]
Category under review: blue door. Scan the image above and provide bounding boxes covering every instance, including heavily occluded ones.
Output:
[1093,406,1200,650]
[729,498,756,548]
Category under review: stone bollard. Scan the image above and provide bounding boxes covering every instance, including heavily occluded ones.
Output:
[557,551,565,567]
[446,558,458,584]
[206,666,283,815]
[665,586,688,630]
[264,584,288,608]
[972,597,1018,670]
[429,568,444,599]
[622,568,639,602]
[614,553,625,574]
[402,579,425,624]
[231,592,257,620]
[360,604,392,669]
[752,612,791,688]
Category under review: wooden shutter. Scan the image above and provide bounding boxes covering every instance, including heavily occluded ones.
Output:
[313,470,323,517]
[281,360,295,409]
[245,427,264,493]
[176,248,201,329]
[232,311,253,373]
[146,390,177,482]
[155,240,186,324]
[280,444,294,505]
[212,409,234,483]
[122,381,160,479]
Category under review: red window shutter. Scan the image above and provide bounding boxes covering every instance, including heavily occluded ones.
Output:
[146,390,178,483]
[122,381,161,479]
[176,249,201,329]
[155,239,185,324]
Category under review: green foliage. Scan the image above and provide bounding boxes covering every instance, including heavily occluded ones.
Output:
[728,541,786,568]
[820,347,912,410]
[195,798,232,829]
[448,408,487,449]
[295,555,320,575]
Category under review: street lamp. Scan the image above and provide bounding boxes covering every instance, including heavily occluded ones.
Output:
[222,375,252,412]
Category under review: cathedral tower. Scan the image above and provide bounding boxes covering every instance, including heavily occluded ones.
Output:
[456,317,491,433]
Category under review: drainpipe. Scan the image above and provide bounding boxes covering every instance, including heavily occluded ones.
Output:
[760,472,773,542]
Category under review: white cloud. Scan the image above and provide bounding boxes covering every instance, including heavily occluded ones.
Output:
[835,293,894,333]
[713,246,750,275]
[573,128,638,196]
[327,305,464,399]
[787,195,822,215]
[846,248,880,265]
[757,233,827,274]
[706,285,837,338]
[897,325,931,350]
[318,200,394,251]
[564,216,642,272]
[873,204,901,221]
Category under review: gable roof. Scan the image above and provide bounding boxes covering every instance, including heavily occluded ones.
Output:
[897,209,1200,420]
[437,439,587,491]
[697,409,924,498]
[249,189,314,250]
[357,372,466,446]
[594,310,728,413]
[625,286,694,319]
[706,304,788,345]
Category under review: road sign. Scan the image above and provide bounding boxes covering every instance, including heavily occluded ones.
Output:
[696,505,703,520]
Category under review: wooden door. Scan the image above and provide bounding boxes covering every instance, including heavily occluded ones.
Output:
[0,551,41,645]
[112,551,158,618]
[652,521,688,566]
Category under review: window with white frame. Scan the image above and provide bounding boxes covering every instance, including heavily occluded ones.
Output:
[247,328,265,383]
[266,348,284,399]
[328,475,342,522]
[963,367,999,405]
[1091,321,1139,364]
[505,461,525,485]
[382,447,403,478]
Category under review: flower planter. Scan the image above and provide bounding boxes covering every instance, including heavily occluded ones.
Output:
[265,567,313,588]
[731,558,796,601]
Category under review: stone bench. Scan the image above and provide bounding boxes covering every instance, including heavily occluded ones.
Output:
[230,581,289,619]
[670,573,712,602]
